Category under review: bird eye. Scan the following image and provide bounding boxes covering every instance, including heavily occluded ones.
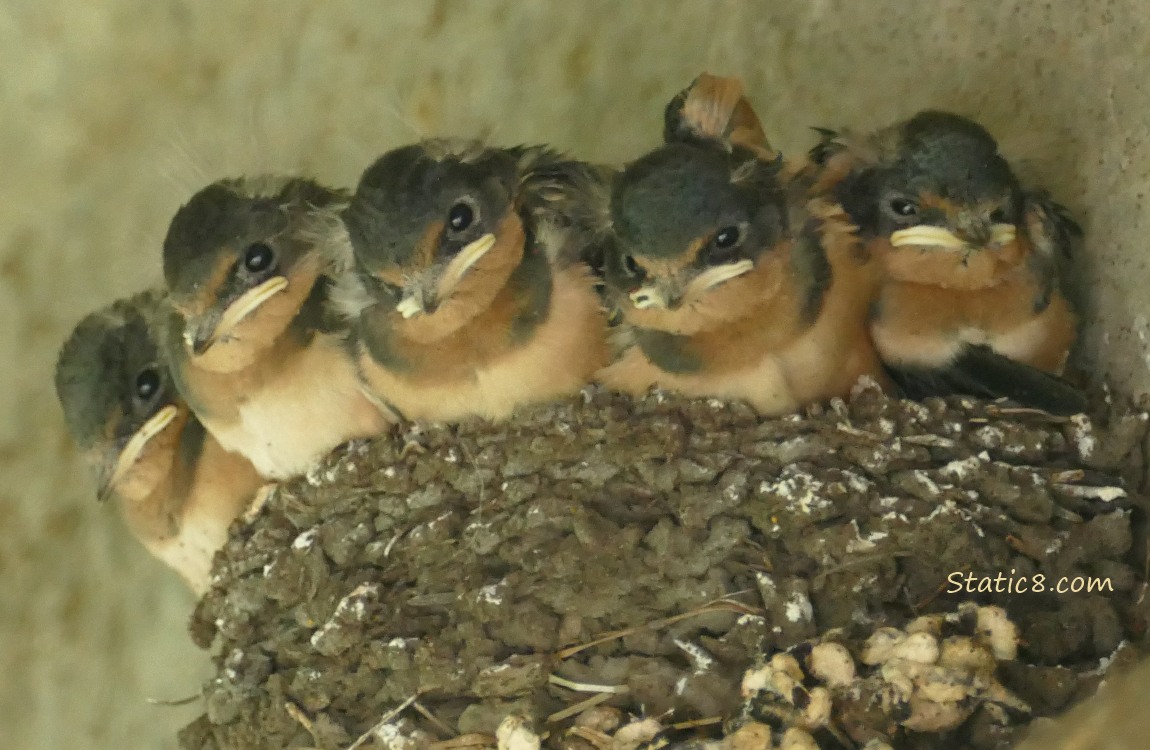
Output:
[989,208,1009,223]
[888,198,919,217]
[447,201,475,233]
[134,366,161,403]
[713,225,742,250]
[243,242,276,273]
[622,254,644,278]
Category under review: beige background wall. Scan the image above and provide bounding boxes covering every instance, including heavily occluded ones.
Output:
[2,1,1146,746]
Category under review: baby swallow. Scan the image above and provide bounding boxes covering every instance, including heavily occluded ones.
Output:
[803,111,1085,413]
[337,139,610,423]
[162,176,392,480]
[54,291,265,594]
[595,137,885,415]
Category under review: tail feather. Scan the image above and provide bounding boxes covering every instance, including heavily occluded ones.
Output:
[886,344,1087,416]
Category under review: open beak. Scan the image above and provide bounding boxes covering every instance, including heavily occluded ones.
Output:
[394,233,497,319]
[889,223,1017,250]
[185,276,289,354]
[96,404,179,503]
[629,259,754,310]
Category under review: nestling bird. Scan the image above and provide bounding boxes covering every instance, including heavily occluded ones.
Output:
[802,111,1085,414]
[161,176,392,479]
[595,135,885,415]
[54,290,266,594]
[337,139,610,422]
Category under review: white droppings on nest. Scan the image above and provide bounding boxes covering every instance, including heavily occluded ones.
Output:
[759,468,832,514]
[387,637,410,649]
[880,510,911,525]
[262,560,276,577]
[1089,639,1130,676]
[444,448,459,464]
[478,582,505,606]
[784,590,813,624]
[878,496,899,508]
[383,466,397,478]
[846,520,886,553]
[877,417,896,436]
[305,465,324,486]
[923,500,957,523]
[707,398,726,409]
[941,455,983,481]
[373,722,420,750]
[225,648,244,668]
[1068,413,1097,461]
[1044,533,1066,555]
[673,637,716,674]
[972,425,1005,445]
[1056,484,1128,502]
[736,613,766,626]
[903,400,932,423]
[310,583,379,648]
[291,528,318,551]
[842,469,873,494]
[910,469,944,494]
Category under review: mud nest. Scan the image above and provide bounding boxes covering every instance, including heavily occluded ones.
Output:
[178,382,1150,750]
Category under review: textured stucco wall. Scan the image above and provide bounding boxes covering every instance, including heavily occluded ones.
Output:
[3,1,1148,747]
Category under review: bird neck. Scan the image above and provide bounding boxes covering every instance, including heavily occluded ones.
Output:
[111,410,197,540]
[357,231,556,381]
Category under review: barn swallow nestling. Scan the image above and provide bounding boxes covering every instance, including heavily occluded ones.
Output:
[336,140,610,423]
[804,111,1086,414]
[162,176,392,480]
[54,291,265,594]
[595,138,885,415]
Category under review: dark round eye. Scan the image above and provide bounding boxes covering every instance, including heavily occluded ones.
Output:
[447,202,474,233]
[134,366,161,402]
[714,225,742,249]
[622,254,643,277]
[989,208,1009,223]
[889,198,919,217]
[243,242,276,273]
